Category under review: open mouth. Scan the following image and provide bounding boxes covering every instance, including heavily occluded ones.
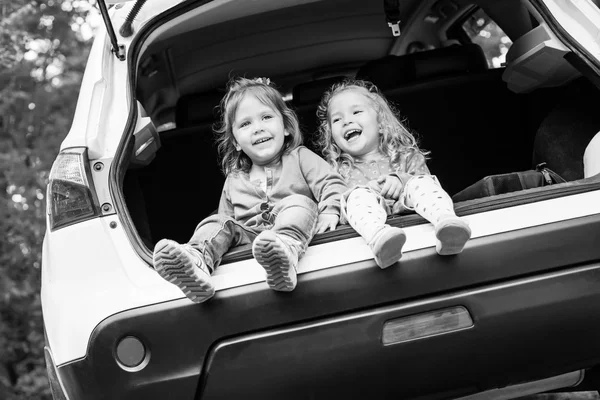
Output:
[253,137,272,145]
[344,129,362,141]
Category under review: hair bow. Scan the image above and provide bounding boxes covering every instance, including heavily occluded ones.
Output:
[255,77,271,85]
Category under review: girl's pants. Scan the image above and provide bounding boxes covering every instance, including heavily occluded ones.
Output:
[342,175,458,242]
[400,175,457,224]
[187,194,318,272]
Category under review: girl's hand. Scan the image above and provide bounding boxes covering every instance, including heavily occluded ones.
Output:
[316,214,339,234]
[377,175,403,200]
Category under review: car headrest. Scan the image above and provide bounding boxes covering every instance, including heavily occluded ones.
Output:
[175,90,224,128]
[292,76,347,106]
[356,44,488,90]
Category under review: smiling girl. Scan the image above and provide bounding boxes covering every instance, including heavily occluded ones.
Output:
[317,79,471,268]
[153,77,347,303]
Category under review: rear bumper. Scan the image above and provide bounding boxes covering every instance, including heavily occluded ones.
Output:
[53,262,600,400]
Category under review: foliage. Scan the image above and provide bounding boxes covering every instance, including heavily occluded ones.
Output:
[0,1,96,398]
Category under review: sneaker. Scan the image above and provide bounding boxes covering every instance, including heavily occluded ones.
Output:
[252,230,299,292]
[434,216,472,255]
[153,239,215,303]
[369,226,407,269]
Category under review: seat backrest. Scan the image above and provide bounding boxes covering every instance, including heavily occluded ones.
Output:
[138,90,226,245]
[175,89,224,129]
[291,76,348,152]
[291,45,523,195]
[355,44,488,90]
[354,45,537,195]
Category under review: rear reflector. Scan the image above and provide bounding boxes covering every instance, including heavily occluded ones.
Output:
[116,336,149,372]
[382,306,473,345]
[47,147,99,231]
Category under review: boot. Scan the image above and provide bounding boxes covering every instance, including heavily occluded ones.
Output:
[345,188,406,268]
[252,230,299,292]
[403,175,471,255]
[434,216,472,255]
[153,239,215,303]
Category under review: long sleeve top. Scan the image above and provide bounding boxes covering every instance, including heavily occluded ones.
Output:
[345,150,430,214]
[345,150,430,188]
[218,146,348,230]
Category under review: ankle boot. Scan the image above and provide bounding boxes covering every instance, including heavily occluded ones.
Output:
[434,215,471,255]
[252,230,299,291]
[153,239,215,303]
[403,175,471,255]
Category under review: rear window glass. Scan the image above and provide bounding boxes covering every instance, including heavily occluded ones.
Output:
[462,8,513,68]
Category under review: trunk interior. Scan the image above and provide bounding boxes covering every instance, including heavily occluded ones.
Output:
[121,0,600,257]
[124,71,600,253]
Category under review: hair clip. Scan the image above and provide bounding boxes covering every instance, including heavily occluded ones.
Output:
[255,77,271,85]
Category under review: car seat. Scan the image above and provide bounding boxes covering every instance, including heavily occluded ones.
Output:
[532,77,600,181]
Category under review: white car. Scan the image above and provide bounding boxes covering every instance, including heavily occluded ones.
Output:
[43,0,600,399]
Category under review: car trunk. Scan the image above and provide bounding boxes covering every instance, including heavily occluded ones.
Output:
[119,0,600,253]
[122,73,600,251]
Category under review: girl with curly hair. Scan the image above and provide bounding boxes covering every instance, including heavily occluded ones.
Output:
[316,79,471,268]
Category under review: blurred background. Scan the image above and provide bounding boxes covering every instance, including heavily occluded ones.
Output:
[1,1,99,398]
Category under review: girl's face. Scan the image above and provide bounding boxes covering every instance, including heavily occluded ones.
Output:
[328,89,380,160]
[232,94,289,166]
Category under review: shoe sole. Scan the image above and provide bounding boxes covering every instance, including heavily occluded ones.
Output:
[435,220,472,256]
[153,240,215,303]
[374,228,407,269]
[253,231,297,292]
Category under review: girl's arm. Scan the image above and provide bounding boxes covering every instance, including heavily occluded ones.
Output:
[376,150,431,200]
[297,147,348,216]
[217,176,235,218]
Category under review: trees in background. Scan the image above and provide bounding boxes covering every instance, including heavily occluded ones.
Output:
[0,1,97,398]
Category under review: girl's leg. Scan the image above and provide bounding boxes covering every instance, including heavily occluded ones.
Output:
[344,187,406,269]
[402,175,471,255]
[252,194,318,292]
[153,214,256,303]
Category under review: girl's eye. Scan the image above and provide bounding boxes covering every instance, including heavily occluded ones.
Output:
[331,118,341,124]
[263,115,272,120]
[353,110,362,115]
[239,121,250,128]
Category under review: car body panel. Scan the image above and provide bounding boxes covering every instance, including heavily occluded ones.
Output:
[540,0,600,64]
[42,189,600,366]
[61,0,182,160]
[56,258,600,399]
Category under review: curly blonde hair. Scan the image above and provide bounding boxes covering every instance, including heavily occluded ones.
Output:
[215,77,303,175]
[316,79,428,178]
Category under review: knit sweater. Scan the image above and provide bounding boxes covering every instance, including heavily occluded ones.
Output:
[218,146,348,230]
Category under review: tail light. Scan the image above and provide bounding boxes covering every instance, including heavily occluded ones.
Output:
[47,147,100,231]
